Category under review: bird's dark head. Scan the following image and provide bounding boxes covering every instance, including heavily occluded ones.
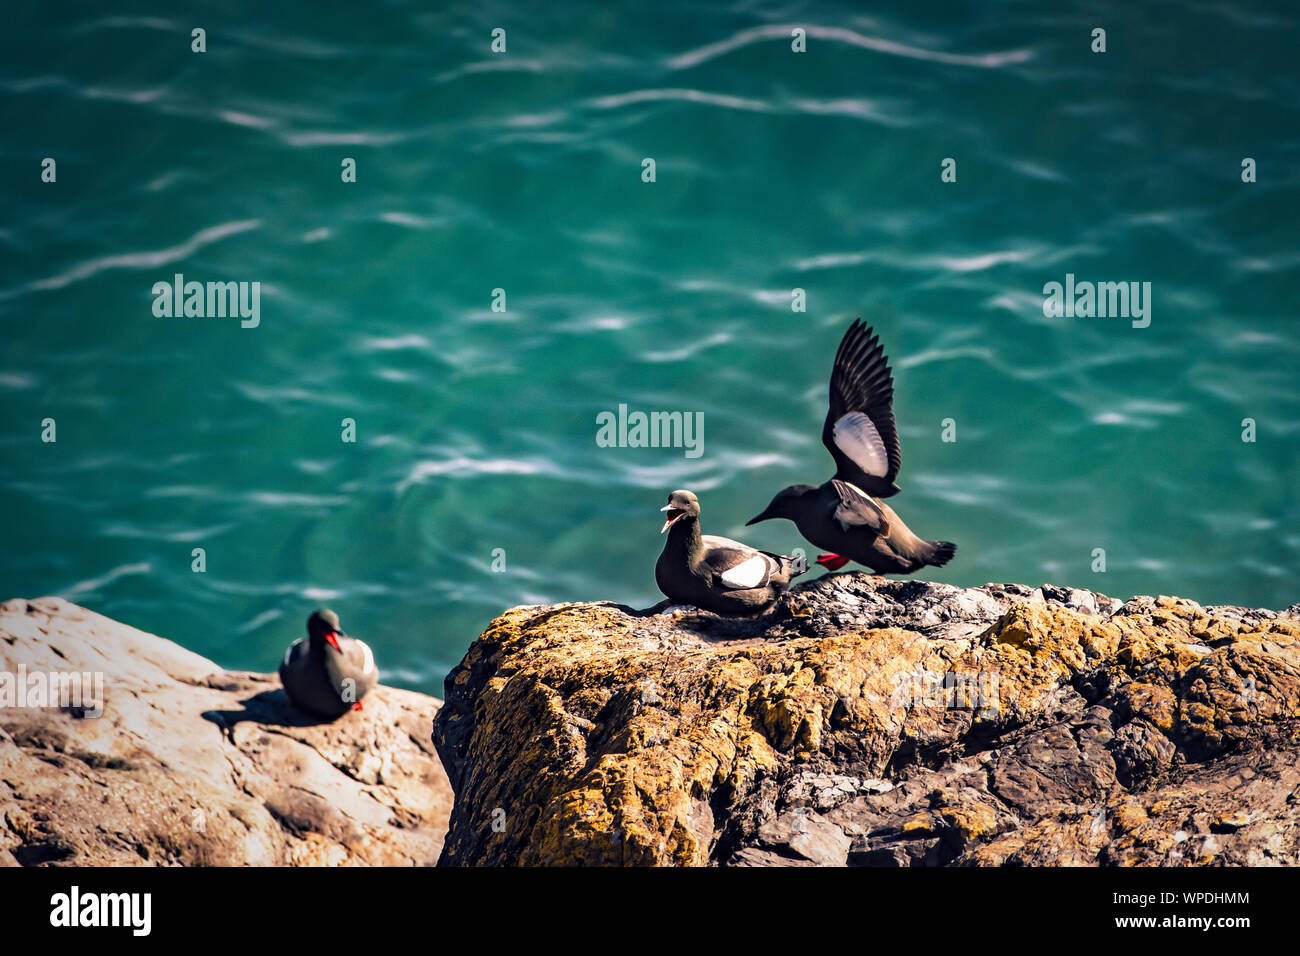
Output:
[659,489,701,533]
[307,608,343,652]
[746,484,816,525]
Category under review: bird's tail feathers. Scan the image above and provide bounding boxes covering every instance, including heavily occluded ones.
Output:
[927,541,957,567]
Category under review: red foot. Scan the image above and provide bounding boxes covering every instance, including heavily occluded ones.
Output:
[352,701,363,711]
[816,553,850,571]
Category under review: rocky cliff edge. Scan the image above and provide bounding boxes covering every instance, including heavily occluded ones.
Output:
[433,575,1300,866]
[0,598,452,866]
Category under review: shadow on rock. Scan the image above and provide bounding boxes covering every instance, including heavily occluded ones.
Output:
[202,688,339,737]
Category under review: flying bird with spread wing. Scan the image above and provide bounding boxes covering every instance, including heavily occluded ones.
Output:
[747,319,956,575]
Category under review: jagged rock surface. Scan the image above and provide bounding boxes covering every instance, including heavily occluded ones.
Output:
[0,597,452,866]
[433,575,1300,866]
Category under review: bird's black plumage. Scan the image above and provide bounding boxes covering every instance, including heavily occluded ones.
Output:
[279,609,378,719]
[749,321,956,576]
[655,490,806,615]
[821,318,903,498]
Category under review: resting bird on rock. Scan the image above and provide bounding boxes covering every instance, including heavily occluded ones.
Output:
[747,319,956,575]
[655,489,806,616]
[279,609,377,719]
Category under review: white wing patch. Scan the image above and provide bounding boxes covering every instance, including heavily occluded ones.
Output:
[357,640,376,676]
[833,411,888,477]
[720,554,770,590]
[282,639,301,669]
[843,481,875,505]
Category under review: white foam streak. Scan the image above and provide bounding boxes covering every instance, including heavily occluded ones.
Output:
[668,24,1032,71]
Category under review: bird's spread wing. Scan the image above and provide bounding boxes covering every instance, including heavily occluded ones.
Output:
[830,479,889,534]
[701,536,775,590]
[822,319,902,497]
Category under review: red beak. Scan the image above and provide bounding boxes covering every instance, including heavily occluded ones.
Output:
[324,630,342,652]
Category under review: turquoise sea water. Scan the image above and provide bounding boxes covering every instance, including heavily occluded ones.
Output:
[1,2,1297,695]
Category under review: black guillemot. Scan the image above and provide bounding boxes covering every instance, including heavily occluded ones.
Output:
[279,609,378,719]
[747,319,956,575]
[656,489,807,615]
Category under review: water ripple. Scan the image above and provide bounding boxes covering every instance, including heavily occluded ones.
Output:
[667,24,1034,71]
[7,220,262,299]
[588,88,771,113]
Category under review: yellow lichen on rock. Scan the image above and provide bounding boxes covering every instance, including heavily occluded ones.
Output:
[433,577,1300,867]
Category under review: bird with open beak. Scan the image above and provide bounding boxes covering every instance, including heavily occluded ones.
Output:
[655,489,806,616]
